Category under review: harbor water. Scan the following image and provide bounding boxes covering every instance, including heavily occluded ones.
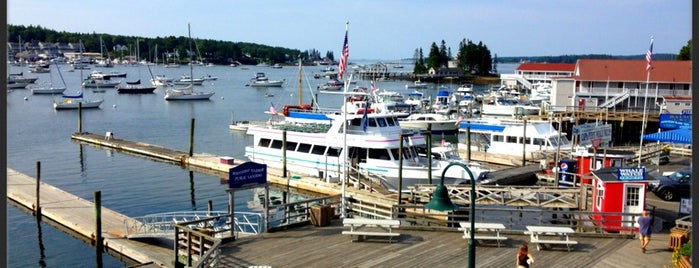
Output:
[7,61,519,267]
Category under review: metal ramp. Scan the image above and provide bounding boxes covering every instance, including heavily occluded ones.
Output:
[599,92,630,108]
[123,211,264,239]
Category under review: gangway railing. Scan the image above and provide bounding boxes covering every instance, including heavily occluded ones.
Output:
[599,91,630,108]
[124,211,264,239]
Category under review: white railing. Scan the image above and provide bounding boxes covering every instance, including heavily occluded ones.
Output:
[124,211,264,239]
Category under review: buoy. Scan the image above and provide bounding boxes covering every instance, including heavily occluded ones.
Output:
[220,96,224,100]
[23,96,28,100]
[112,104,117,109]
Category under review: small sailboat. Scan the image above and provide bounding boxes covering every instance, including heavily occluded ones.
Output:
[164,23,215,101]
[31,62,67,94]
[54,40,104,109]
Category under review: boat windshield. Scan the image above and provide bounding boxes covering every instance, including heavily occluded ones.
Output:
[548,136,571,147]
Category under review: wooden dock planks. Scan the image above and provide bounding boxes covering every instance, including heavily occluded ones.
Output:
[7,168,172,267]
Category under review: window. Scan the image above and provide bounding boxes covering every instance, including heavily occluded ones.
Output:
[286,142,298,151]
[297,143,312,153]
[596,184,604,210]
[534,138,546,146]
[258,138,271,147]
[327,147,342,157]
[368,118,377,127]
[368,148,390,160]
[523,137,531,145]
[310,145,327,155]
[625,186,640,206]
[386,117,397,126]
[507,136,518,143]
[271,140,283,149]
[493,135,504,142]
[377,117,387,127]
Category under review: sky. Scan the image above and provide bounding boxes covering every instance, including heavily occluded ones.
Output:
[8,0,692,60]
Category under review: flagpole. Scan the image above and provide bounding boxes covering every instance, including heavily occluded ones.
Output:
[340,21,349,219]
[637,37,653,167]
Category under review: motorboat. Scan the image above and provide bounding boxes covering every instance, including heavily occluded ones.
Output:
[82,77,121,88]
[398,113,459,135]
[317,79,343,91]
[405,80,428,89]
[151,74,174,87]
[480,97,541,118]
[247,72,284,87]
[173,75,204,85]
[459,119,572,156]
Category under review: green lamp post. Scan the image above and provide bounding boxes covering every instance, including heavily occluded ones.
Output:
[425,162,476,268]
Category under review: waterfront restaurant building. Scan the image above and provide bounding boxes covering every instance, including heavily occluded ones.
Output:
[550,59,692,112]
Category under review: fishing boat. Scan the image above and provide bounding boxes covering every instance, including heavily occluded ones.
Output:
[398,113,459,135]
[164,24,215,101]
[459,119,572,156]
[247,72,284,87]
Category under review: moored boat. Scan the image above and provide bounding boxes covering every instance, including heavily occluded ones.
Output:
[247,72,284,87]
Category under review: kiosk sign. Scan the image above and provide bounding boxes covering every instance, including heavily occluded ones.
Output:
[228,162,267,188]
[616,167,645,181]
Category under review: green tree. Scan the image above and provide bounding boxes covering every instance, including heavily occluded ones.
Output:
[677,39,691,60]
[426,42,441,70]
[413,48,427,74]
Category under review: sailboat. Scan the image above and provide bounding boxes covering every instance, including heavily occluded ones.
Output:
[31,61,67,94]
[164,24,215,101]
[54,40,104,109]
[117,64,157,94]
[8,36,39,89]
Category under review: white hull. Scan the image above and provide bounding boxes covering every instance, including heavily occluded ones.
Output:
[245,109,488,192]
[460,119,572,156]
[164,86,214,100]
[32,86,66,94]
[249,81,284,87]
[53,99,103,109]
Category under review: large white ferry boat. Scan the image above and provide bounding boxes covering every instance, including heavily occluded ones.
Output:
[244,101,489,192]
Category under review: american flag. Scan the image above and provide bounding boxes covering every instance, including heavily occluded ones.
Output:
[645,38,653,71]
[338,28,349,79]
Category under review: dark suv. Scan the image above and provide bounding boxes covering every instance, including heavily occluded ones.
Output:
[648,169,691,201]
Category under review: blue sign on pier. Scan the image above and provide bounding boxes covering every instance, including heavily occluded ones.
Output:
[228,162,267,188]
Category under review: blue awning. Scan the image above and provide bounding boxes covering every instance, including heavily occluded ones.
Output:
[641,128,692,144]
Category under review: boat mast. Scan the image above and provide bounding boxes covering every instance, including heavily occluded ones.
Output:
[298,56,302,106]
[188,23,193,87]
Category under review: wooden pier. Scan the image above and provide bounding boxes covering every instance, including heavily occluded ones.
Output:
[7,168,171,267]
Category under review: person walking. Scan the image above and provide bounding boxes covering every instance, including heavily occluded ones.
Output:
[516,243,534,268]
[637,210,654,253]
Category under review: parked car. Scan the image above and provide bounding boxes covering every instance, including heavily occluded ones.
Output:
[648,169,691,201]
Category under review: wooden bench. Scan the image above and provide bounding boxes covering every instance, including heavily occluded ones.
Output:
[526,226,578,252]
[458,222,508,247]
[342,218,401,243]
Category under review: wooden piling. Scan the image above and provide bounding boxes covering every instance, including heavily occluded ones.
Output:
[78,102,83,133]
[189,118,195,157]
[35,161,41,219]
[94,190,103,268]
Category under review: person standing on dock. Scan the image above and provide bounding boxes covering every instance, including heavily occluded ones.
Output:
[637,210,654,253]
[516,243,534,268]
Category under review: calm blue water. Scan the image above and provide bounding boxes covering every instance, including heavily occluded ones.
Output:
[7,62,519,267]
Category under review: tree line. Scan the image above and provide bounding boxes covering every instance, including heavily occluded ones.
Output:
[8,24,337,65]
[412,39,495,76]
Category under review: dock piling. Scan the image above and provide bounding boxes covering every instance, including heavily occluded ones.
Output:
[35,161,41,219]
[94,191,103,268]
[78,102,83,133]
[189,118,195,157]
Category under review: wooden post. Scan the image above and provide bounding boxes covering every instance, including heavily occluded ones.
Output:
[522,119,527,166]
[427,123,432,184]
[189,118,195,157]
[282,131,287,178]
[78,102,83,133]
[35,161,41,219]
[94,191,103,268]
